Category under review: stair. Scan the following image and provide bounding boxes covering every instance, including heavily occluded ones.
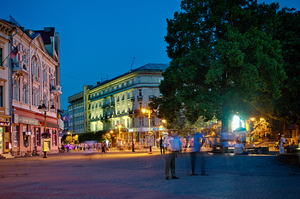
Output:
[0,154,14,159]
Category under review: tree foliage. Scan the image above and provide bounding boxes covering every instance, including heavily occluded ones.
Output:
[253,8,300,124]
[160,0,286,131]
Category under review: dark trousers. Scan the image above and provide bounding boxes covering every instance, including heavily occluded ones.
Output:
[165,151,177,177]
[190,152,206,174]
[160,146,165,154]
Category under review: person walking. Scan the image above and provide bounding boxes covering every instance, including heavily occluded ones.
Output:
[279,140,285,154]
[190,132,208,176]
[159,137,165,154]
[165,133,182,180]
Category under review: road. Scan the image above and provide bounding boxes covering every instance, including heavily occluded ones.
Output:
[0,149,299,199]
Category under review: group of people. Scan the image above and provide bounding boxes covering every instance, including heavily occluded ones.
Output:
[163,132,208,180]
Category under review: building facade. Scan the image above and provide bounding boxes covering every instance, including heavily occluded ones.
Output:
[84,63,168,146]
[0,19,14,156]
[0,17,63,157]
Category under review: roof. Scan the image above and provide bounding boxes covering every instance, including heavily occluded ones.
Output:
[34,27,55,44]
[90,63,169,89]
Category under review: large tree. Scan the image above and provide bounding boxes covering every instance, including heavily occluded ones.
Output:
[160,0,286,132]
[253,8,300,124]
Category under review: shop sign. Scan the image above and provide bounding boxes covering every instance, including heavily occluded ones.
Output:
[128,128,135,132]
[40,122,59,128]
[153,128,164,131]
[0,122,10,126]
[13,114,39,125]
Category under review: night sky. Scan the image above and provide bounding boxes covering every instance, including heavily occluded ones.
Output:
[1,0,299,110]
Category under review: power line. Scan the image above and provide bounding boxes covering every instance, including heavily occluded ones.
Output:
[60,73,95,83]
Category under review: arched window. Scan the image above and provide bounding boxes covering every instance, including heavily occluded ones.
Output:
[43,69,47,82]
[32,56,39,77]
[13,78,19,101]
[23,83,28,104]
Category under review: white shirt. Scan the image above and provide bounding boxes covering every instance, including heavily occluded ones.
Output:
[234,143,245,154]
[168,136,182,151]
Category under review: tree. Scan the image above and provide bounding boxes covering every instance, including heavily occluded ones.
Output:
[253,8,300,124]
[161,0,286,131]
[251,118,272,140]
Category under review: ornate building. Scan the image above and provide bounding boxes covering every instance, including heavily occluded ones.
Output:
[0,17,62,157]
[0,19,14,157]
[84,63,168,146]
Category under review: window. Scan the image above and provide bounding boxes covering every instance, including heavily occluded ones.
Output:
[13,78,19,101]
[13,126,18,147]
[139,117,144,126]
[138,77,141,83]
[149,77,152,83]
[151,116,155,126]
[23,84,28,104]
[36,129,40,146]
[0,86,3,107]
[139,102,142,109]
[43,69,47,82]
[139,89,142,96]
[149,88,153,95]
[53,130,57,146]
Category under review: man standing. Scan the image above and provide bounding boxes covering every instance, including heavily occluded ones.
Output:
[190,132,208,176]
[165,133,182,180]
[159,137,164,154]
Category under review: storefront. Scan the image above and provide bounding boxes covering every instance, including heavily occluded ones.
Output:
[0,116,11,155]
[12,111,59,157]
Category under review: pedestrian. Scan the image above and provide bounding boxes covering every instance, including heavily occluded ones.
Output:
[279,140,285,154]
[159,137,164,154]
[102,142,106,153]
[281,134,286,144]
[67,143,70,152]
[190,132,208,176]
[165,133,182,180]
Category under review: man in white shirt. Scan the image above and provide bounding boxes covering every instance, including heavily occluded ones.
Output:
[165,133,182,180]
[234,139,248,155]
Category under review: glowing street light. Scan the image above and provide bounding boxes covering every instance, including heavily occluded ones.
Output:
[38,99,55,158]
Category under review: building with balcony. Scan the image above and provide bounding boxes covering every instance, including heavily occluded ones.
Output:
[0,16,62,157]
[84,63,169,146]
[0,19,14,157]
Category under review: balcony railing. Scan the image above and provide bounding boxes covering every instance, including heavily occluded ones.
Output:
[131,96,135,102]
[12,61,29,76]
[137,96,143,101]
[149,95,154,101]
[50,85,62,94]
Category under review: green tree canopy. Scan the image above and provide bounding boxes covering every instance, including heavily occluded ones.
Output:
[160,0,286,131]
[253,8,300,124]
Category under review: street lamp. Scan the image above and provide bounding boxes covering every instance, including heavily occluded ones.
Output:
[142,104,156,154]
[38,99,55,158]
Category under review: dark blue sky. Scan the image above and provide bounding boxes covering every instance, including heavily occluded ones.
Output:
[1,0,299,110]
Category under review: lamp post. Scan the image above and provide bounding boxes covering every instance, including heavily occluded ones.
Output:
[142,104,156,154]
[116,124,123,147]
[38,99,55,158]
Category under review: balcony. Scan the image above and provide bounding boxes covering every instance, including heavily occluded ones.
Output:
[131,96,135,102]
[12,61,29,76]
[50,85,62,94]
[137,96,143,101]
[149,95,154,101]
[110,101,115,107]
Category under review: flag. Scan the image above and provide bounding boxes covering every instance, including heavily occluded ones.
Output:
[11,46,19,59]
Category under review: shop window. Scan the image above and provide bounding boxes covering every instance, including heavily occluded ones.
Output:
[13,126,18,147]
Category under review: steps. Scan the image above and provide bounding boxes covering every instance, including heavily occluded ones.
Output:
[0,153,14,159]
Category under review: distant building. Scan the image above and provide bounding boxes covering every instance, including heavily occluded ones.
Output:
[0,16,62,157]
[67,63,169,146]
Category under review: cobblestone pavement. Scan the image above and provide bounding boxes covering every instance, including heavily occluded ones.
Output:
[0,149,299,199]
